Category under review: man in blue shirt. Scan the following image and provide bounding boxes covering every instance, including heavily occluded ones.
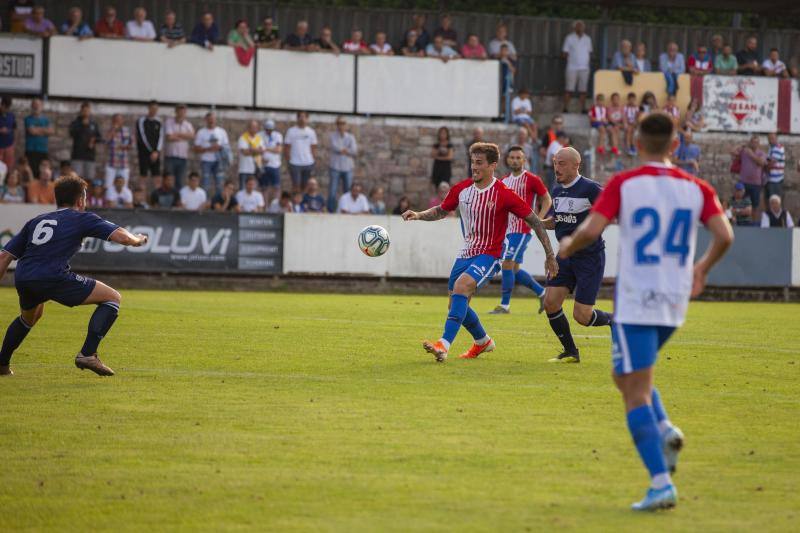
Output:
[0,174,148,377]
[189,11,218,50]
[675,129,701,175]
[24,98,54,178]
[0,96,16,173]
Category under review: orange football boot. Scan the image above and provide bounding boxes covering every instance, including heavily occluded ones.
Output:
[422,340,448,363]
[458,338,496,359]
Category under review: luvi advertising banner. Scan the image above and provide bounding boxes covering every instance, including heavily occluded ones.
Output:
[0,35,43,94]
[702,75,778,132]
[71,209,282,275]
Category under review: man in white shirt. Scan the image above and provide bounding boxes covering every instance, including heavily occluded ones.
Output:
[164,104,194,189]
[258,119,283,205]
[511,88,537,140]
[337,182,370,214]
[104,175,133,208]
[283,111,317,194]
[561,20,593,113]
[179,172,208,211]
[488,23,517,61]
[125,7,156,41]
[237,119,266,190]
[235,175,266,213]
[762,48,789,78]
[193,111,230,192]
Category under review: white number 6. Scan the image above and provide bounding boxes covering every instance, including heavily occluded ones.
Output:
[31,219,57,245]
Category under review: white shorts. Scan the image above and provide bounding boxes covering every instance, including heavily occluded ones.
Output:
[565,69,590,93]
[104,166,130,189]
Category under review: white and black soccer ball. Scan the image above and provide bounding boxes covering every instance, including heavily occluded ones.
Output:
[358,225,390,257]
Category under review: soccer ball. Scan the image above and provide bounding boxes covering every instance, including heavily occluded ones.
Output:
[358,225,390,257]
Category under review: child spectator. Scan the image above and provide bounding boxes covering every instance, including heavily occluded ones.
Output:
[370,32,394,55]
[684,99,705,132]
[511,88,537,140]
[588,94,609,155]
[607,92,624,156]
[342,29,369,54]
[623,92,639,155]
[639,91,658,116]
[663,94,680,125]
[268,191,294,213]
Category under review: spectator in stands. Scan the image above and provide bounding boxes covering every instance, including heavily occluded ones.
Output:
[163,104,193,188]
[211,180,240,212]
[761,195,794,228]
[136,100,163,187]
[68,102,101,182]
[0,97,17,172]
[404,14,430,50]
[544,131,569,189]
[540,115,564,178]
[338,182,370,214]
[488,23,517,61]
[589,93,610,155]
[55,160,73,181]
[766,132,785,199]
[498,43,516,88]
[465,127,483,177]
[95,5,124,39]
[87,180,105,208]
[283,20,312,51]
[190,11,218,50]
[729,182,753,226]
[16,156,32,186]
[762,48,789,78]
[633,42,651,73]
[675,128,701,175]
[300,178,325,212]
[400,30,424,57]
[391,196,409,216]
[313,26,340,54]
[179,172,208,211]
[126,7,155,41]
[105,174,133,208]
[258,119,283,205]
[132,185,148,209]
[342,29,369,54]
[370,32,394,56]
[369,186,387,215]
[24,98,53,177]
[194,111,230,192]
[327,116,358,212]
[431,126,454,186]
[511,88,537,139]
[461,34,487,59]
[737,134,768,213]
[255,16,280,49]
[285,111,318,194]
[236,175,265,213]
[688,44,713,76]
[612,39,637,85]
[8,0,34,33]
[149,173,180,208]
[159,9,185,47]
[24,6,55,38]
[433,13,458,48]
[607,92,624,156]
[61,6,93,39]
[659,42,685,96]
[639,91,658,115]
[27,160,55,204]
[228,20,256,65]
[426,34,459,61]
[238,119,266,189]
[427,182,455,217]
[503,127,536,172]
[268,191,293,213]
[562,20,592,113]
[663,94,680,124]
[104,113,132,189]
[714,44,737,75]
[684,99,706,132]
[0,169,25,203]
[737,36,762,76]
[710,34,724,64]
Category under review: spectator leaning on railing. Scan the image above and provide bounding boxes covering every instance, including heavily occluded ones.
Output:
[634,42,651,73]
[314,26,340,54]
[24,6,55,38]
[659,42,685,97]
[190,12,218,50]
[371,32,394,56]
[461,34,487,59]
[762,48,789,78]
[737,36,761,76]
[159,10,185,47]
[687,44,713,76]
[126,7,156,41]
[163,104,193,188]
[61,6,93,39]
[434,13,458,49]
[283,20,313,52]
[612,39,637,85]
[228,20,256,65]
[24,98,53,178]
[342,29,369,55]
[69,102,101,183]
[95,5,125,39]
[714,45,738,75]
[562,20,592,113]
[426,34,460,61]
[401,30,424,57]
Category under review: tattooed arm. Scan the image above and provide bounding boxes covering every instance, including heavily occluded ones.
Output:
[524,211,559,278]
[402,206,449,221]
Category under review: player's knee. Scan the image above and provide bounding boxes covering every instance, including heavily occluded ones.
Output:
[108,289,122,306]
[453,276,476,296]
[573,307,592,326]
[543,297,560,314]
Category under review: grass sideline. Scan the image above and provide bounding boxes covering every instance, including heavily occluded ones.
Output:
[0,289,798,531]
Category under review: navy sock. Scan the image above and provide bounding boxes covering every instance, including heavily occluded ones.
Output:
[0,317,32,366]
[442,295,468,346]
[500,269,514,306]
[547,308,578,354]
[627,404,669,479]
[588,309,613,327]
[80,302,119,357]
[461,306,487,341]
[515,269,545,297]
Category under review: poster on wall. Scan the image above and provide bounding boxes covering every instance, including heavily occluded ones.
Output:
[703,75,778,132]
[0,35,43,93]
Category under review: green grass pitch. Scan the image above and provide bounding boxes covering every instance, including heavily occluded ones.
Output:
[0,288,798,531]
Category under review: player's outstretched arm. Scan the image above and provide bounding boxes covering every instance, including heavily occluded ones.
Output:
[0,251,13,281]
[692,214,734,297]
[537,192,553,220]
[402,206,448,222]
[108,227,149,247]
[559,212,610,259]
[524,212,558,278]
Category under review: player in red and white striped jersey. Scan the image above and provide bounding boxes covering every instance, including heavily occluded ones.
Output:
[402,143,558,362]
[559,113,733,511]
[489,145,552,315]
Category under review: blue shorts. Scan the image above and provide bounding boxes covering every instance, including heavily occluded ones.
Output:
[15,272,96,310]
[259,166,281,188]
[611,323,676,375]
[547,251,605,305]
[591,121,606,128]
[448,254,498,292]
[502,233,532,263]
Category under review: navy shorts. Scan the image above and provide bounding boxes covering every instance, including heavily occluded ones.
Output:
[611,323,676,375]
[16,272,96,310]
[547,251,605,305]
[448,254,499,292]
[259,166,281,188]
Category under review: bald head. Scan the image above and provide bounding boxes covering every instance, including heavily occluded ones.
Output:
[554,147,581,184]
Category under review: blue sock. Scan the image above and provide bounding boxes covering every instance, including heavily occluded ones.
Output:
[651,387,671,429]
[500,269,514,306]
[626,404,669,479]
[80,302,120,357]
[461,307,487,341]
[515,269,545,296]
[442,294,468,346]
[0,316,32,366]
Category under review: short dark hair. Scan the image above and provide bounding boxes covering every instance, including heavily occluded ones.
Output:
[770,47,779,53]
[469,142,500,164]
[55,173,88,207]
[507,144,526,157]
[638,112,675,154]
[188,171,199,179]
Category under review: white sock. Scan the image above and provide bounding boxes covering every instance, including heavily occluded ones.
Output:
[658,420,674,434]
[438,338,451,350]
[651,472,672,490]
[475,335,490,345]
[500,304,510,310]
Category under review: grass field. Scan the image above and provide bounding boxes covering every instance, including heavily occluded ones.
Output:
[0,288,798,532]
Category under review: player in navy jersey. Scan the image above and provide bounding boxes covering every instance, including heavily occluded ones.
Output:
[541,147,614,363]
[0,174,148,376]
[402,143,557,362]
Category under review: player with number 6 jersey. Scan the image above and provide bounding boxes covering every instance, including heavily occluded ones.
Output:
[559,112,733,511]
[0,174,149,377]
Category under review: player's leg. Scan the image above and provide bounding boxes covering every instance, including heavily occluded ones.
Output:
[74,279,121,376]
[0,302,44,375]
[458,258,497,359]
[544,259,580,362]
[512,234,546,312]
[490,236,516,314]
[571,252,613,327]
[650,327,684,473]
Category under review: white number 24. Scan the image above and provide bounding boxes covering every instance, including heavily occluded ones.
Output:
[31,219,58,245]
